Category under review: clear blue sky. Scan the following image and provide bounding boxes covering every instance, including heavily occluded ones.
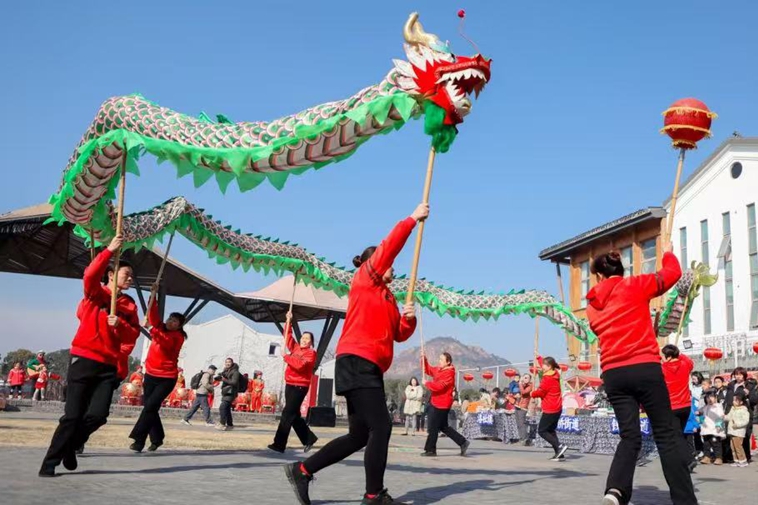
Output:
[1,1,756,364]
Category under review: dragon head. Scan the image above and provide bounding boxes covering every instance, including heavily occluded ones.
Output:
[391,13,491,126]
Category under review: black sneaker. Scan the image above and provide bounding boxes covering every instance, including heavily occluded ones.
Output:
[268,444,285,454]
[361,489,409,504]
[129,442,145,453]
[147,442,163,452]
[62,451,78,471]
[284,462,311,505]
[420,451,437,457]
[303,435,318,454]
[38,463,57,478]
[460,440,471,457]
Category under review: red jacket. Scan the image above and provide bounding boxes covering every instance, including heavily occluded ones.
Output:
[7,368,25,386]
[662,353,694,410]
[144,302,186,378]
[283,325,317,387]
[423,356,456,410]
[71,249,140,367]
[586,252,682,372]
[35,370,49,389]
[531,370,563,414]
[335,218,418,373]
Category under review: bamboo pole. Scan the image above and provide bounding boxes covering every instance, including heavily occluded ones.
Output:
[89,228,96,262]
[142,232,176,326]
[664,148,686,245]
[555,262,571,356]
[405,148,436,305]
[418,307,425,380]
[110,146,128,316]
[531,316,541,415]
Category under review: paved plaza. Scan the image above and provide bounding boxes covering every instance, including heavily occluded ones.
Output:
[0,412,751,505]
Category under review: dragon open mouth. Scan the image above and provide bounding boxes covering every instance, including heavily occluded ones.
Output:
[435,57,491,101]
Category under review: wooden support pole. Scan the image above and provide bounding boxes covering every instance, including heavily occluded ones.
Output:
[143,232,176,326]
[664,148,686,245]
[110,146,128,316]
[405,148,436,305]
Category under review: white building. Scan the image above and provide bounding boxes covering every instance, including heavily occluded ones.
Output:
[140,314,286,400]
[667,137,758,371]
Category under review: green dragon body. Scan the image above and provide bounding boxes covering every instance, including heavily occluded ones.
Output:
[47,13,596,343]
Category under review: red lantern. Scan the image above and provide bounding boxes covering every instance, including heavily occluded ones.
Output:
[504,368,518,378]
[559,364,569,373]
[482,371,494,381]
[661,98,716,150]
[752,342,758,354]
[529,366,538,374]
[703,347,723,361]
[577,361,592,372]
[463,373,474,382]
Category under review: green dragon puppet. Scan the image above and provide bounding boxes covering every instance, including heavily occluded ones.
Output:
[47,13,596,343]
[658,261,719,337]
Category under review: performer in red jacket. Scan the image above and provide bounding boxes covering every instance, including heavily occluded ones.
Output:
[420,352,469,457]
[128,289,187,452]
[40,234,140,477]
[129,365,145,386]
[531,356,567,461]
[268,313,319,453]
[286,203,427,505]
[7,362,25,399]
[661,345,697,469]
[586,246,697,505]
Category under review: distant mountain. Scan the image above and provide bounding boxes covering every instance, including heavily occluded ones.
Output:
[387,336,510,379]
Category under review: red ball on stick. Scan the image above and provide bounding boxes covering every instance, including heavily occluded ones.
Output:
[661,98,716,150]
[457,9,466,18]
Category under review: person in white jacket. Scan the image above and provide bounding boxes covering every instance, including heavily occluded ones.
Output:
[699,392,725,465]
[724,392,751,468]
[403,377,424,436]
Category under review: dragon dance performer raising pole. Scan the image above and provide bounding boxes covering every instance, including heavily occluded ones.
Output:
[586,244,698,505]
[419,351,469,457]
[39,234,140,477]
[285,202,428,505]
[128,286,188,452]
[268,312,319,453]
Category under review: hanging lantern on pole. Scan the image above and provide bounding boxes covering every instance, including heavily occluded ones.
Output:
[577,361,592,372]
[463,373,474,383]
[703,347,723,379]
[504,368,518,378]
[752,341,758,354]
[482,371,494,381]
[559,364,569,373]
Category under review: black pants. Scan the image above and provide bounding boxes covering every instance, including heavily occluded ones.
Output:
[538,412,562,453]
[42,356,117,467]
[10,385,22,397]
[129,374,176,445]
[424,405,467,453]
[304,387,391,496]
[272,384,316,451]
[219,399,233,426]
[672,407,696,463]
[603,363,697,505]
[702,435,723,460]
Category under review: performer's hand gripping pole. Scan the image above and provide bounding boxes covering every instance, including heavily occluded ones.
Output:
[110,145,128,316]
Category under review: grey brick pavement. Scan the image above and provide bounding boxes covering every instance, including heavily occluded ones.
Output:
[0,422,751,504]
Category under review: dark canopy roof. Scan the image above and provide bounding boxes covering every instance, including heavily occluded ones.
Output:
[0,203,346,324]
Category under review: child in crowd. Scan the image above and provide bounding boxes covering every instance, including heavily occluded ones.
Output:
[699,392,725,465]
[724,392,751,468]
[33,365,49,401]
[7,362,25,399]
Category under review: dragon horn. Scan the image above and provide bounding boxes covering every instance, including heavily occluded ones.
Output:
[404,12,436,47]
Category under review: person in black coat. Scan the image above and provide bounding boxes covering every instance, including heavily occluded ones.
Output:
[215,358,240,431]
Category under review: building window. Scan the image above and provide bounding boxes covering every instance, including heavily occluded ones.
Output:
[749,204,758,328]
[722,212,734,331]
[731,162,743,179]
[621,246,633,277]
[641,238,657,274]
[580,261,590,309]
[679,227,688,269]
[701,220,710,334]
[268,344,279,356]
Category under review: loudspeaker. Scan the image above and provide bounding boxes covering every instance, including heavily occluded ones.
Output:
[317,378,333,407]
[307,406,336,427]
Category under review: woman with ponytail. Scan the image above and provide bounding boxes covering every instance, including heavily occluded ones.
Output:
[285,203,429,505]
[586,243,698,505]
